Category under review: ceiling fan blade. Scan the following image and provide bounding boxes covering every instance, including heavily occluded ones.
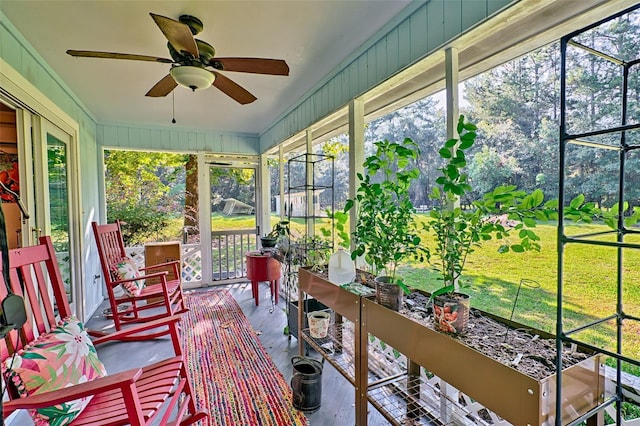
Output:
[210,58,290,76]
[150,13,199,58]
[66,50,173,63]
[212,72,257,105]
[145,74,178,97]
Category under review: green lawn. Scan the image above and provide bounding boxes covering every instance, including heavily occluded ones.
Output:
[211,214,258,230]
[405,216,640,362]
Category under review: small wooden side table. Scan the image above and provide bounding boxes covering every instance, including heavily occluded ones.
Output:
[245,252,281,306]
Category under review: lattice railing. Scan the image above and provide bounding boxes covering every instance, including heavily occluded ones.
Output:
[181,245,202,282]
[125,244,202,284]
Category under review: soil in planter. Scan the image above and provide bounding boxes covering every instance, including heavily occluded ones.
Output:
[308,268,591,380]
[403,292,591,381]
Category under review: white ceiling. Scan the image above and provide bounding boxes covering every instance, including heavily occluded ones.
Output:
[1,0,412,134]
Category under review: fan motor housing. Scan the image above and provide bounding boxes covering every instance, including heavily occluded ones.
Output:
[179,15,203,35]
[168,39,215,64]
[196,40,215,63]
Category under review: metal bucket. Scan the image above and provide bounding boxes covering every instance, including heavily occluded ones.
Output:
[290,356,324,413]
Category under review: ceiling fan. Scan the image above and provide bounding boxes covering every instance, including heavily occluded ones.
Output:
[66,13,289,105]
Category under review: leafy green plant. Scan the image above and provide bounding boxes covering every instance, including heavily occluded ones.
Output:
[425,115,599,300]
[345,138,423,293]
[320,208,350,250]
[261,220,290,249]
[289,236,332,271]
[110,206,170,246]
[603,201,640,229]
[266,220,290,239]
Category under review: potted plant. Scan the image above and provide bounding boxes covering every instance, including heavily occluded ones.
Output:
[345,138,423,311]
[260,220,290,248]
[423,115,598,333]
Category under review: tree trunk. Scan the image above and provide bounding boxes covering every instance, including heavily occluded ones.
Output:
[184,155,199,233]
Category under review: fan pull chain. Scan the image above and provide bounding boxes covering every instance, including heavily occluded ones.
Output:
[171,91,176,124]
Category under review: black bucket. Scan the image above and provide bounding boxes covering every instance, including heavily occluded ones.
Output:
[290,356,323,413]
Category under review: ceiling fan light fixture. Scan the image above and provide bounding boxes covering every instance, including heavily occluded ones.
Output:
[170,65,214,91]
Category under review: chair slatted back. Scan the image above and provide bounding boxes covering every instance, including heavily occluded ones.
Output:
[0,236,72,365]
[92,221,128,284]
[0,236,207,425]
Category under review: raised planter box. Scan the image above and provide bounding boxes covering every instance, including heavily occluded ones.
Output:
[299,267,604,426]
[362,297,603,425]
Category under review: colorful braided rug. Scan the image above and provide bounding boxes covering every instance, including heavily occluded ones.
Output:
[181,290,309,426]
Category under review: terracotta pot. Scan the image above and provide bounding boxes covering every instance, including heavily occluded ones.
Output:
[433,293,470,334]
[374,276,402,311]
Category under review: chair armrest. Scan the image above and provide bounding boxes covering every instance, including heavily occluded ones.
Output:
[139,260,180,272]
[89,314,183,345]
[3,368,143,414]
[140,261,181,281]
[113,271,168,285]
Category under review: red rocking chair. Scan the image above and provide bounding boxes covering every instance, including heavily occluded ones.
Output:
[92,220,187,331]
[0,236,208,425]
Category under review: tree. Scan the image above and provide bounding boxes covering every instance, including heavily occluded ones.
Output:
[467,145,520,199]
[104,150,186,244]
[209,167,255,214]
[367,97,445,207]
[184,155,198,233]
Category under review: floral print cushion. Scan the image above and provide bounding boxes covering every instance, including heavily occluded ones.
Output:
[2,316,107,425]
[111,257,145,296]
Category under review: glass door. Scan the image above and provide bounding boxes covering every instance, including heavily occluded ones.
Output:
[33,118,81,312]
[209,165,258,284]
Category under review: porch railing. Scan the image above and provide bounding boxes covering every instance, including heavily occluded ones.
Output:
[123,229,258,285]
[211,229,258,282]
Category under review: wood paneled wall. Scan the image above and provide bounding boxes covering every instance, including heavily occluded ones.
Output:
[96,123,259,154]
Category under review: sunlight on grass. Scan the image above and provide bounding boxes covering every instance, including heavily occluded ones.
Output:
[211,214,257,230]
[405,217,640,360]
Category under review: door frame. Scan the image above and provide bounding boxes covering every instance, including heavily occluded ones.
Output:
[1,59,84,318]
[199,153,261,286]
[33,117,83,314]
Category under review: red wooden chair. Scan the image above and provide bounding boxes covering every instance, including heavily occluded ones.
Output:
[92,220,187,331]
[1,236,208,425]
